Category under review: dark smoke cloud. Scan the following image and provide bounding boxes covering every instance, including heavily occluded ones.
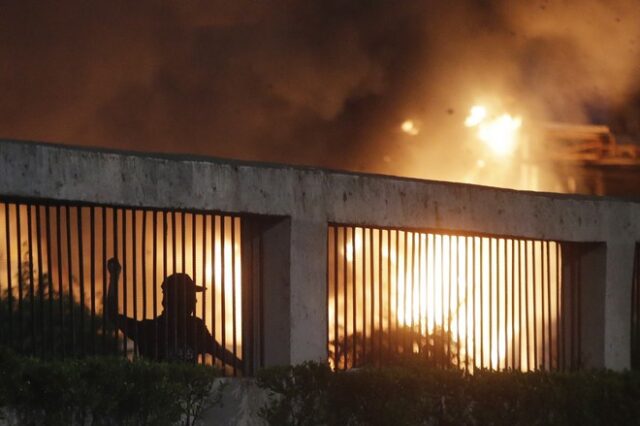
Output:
[1,0,639,180]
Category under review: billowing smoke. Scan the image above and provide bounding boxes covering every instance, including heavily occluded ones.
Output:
[1,0,639,182]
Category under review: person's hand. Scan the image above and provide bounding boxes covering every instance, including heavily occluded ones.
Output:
[107,258,121,275]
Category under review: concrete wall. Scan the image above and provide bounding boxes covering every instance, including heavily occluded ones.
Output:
[1,140,640,371]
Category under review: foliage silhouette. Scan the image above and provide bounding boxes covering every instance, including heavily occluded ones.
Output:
[0,254,118,358]
[331,324,464,370]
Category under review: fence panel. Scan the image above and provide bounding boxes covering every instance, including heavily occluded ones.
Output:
[327,224,582,372]
[0,197,262,376]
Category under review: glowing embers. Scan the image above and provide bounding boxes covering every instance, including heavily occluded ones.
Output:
[465,105,522,157]
[327,225,582,372]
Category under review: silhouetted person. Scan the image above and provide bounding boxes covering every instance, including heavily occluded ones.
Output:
[107,258,242,369]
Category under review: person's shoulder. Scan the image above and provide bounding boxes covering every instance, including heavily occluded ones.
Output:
[137,317,163,330]
[189,316,207,327]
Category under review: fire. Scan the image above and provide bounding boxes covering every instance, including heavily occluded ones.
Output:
[465,105,522,156]
[401,119,420,136]
[329,227,562,372]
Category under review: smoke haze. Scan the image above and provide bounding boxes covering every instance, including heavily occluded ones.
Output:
[1,0,639,181]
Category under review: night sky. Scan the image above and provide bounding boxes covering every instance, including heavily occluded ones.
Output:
[1,1,639,181]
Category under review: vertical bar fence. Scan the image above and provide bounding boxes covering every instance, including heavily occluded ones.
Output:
[0,197,263,376]
[327,224,583,372]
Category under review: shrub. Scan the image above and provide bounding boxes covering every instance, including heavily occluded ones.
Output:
[0,348,223,425]
[256,358,640,426]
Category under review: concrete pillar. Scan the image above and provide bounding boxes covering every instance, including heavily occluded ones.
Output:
[256,217,292,367]
[578,243,606,368]
[603,240,636,370]
[289,218,328,364]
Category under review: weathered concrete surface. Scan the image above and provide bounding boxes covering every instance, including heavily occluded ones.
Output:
[1,140,640,370]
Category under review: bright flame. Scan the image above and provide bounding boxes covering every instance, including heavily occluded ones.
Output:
[465,105,522,156]
[464,105,487,127]
[329,228,562,372]
[401,119,420,136]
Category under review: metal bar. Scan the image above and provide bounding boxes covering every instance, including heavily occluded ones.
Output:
[533,241,539,370]
[142,211,148,343]
[370,228,375,360]
[556,243,561,370]
[193,214,199,363]
[243,218,251,375]
[363,228,368,362]
[386,230,391,362]
[132,210,138,356]
[152,211,158,360]
[231,217,238,376]
[439,234,445,365]
[351,227,357,365]
[540,241,548,370]
[90,207,96,355]
[464,237,475,371]
[411,232,416,354]
[66,206,75,356]
[113,208,119,355]
[163,210,168,360]
[122,209,129,356]
[200,214,207,364]
[418,233,423,356]
[339,226,346,368]
[327,225,334,368]
[502,239,507,370]
[211,215,217,367]
[181,212,187,362]
[510,238,516,370]
[471,236,476,370]
[258,223,265,369]
[56,206,64,358]
[333,225,338,367]
[455,235,460,367]
[395,230,400,359]
[45,206,54,357]
[221,216,227,370]
[36,206,44,357]
[479,237,485,369]
[27,205,36,355]
[520,240,525,371]
[77,207,85,356]
[402,231,408,354]
[16,204,23,353]
[102,207,107,355]
[171,211,177,356]
[4,204,12,348]
[488,238,496,368]
[524,240,530,371]
[546,241,552,369]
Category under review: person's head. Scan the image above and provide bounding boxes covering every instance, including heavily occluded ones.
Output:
[160,273,205,317]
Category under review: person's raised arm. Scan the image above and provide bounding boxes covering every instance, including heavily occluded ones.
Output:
[107,258,138,336]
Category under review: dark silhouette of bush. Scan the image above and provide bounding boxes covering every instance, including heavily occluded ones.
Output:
[330,325,463,370]
[0,256,118,358]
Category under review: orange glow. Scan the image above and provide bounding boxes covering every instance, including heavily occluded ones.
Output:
[328,227,562,372]
[401,119,420,136]
[465,105,522,156]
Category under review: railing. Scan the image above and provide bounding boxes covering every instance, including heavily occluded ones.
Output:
[327,224,582,372]
[0,196,263,376]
